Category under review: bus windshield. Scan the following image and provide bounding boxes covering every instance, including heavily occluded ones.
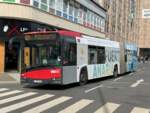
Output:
[23,34,61,70]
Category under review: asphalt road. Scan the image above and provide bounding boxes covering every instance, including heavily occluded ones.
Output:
[0,63,150,113]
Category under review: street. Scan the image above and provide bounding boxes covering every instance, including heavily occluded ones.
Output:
[0,63,149,113]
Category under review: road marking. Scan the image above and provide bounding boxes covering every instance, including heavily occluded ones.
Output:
[0,90,22,97]
[111,81,132,84]
[94,103,120,113]
[129,73,134,75]
[113,77,123,82]
[0,94,54,113]
[131,107,149,113]
[85,84,103,93]
[0,88,9,92]
[130,79,144,87]
[23,96,72,113]
[58,99,94,113]
[0,92,37,105]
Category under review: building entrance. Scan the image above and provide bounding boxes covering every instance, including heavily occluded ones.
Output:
[5,42,20,72]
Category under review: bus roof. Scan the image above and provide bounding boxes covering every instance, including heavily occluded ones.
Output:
[24,30,81,38]
[81,35,120,48]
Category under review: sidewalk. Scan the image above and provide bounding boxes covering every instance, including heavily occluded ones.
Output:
[0,72,20,84]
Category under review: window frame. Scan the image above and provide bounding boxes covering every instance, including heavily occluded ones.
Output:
[61,36,77,66]
[88,46,106,65]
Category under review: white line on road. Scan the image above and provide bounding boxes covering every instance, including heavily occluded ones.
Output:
[23,96,72,113]
[129,73,134,75]
[0,92,37,105]
[94,103,120,113]
[0,90,22,98]
[58,99,94,113]
[85,84,103,93]
[0,88,9,92]
[131,107,150,113]
[113,77,123,82]
[0,94,54,113]
[130,79,144,88]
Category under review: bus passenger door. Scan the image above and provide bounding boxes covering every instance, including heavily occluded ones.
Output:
[76,43,88,82]
[62,38,77,85]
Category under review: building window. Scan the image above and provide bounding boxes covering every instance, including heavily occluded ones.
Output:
[78,8,83,24]
[55,0,63,17]
[74,7,78,23]
[33,0,39,8]
[20,0,30,5]
[69,4,74,21]
[83,8,87,26]
[95,16,98,29]
[97,17,99,30]
[91,13,94,28]
[94,14,97,28]
[3,0,15,3]
[97,17,100,30]
[49,0,55,14]
[40,0,48,11]
[101,19,105,32]
[87,11,91,27]
[98,18,102,31]
[63,0,68,19]
[69,4,73,16]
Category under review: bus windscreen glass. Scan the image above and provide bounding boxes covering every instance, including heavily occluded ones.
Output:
[23,34,61,70]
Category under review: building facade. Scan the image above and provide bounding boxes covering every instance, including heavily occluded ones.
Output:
[0,0,106,74]
[102,0,137,43]
[136,0,150,58]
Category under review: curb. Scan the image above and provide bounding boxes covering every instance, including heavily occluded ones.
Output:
[0,81,19,84]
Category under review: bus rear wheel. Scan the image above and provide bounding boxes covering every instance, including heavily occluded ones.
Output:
[79,70,88,86]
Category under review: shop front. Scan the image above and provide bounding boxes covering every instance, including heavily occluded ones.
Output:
[0,18,58,73]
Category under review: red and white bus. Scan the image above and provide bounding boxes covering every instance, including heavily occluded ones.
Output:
[21,30,120,85]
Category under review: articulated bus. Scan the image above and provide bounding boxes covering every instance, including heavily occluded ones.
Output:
[20,30,137,85]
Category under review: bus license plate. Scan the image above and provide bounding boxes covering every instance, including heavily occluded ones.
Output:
[34,80,43,83]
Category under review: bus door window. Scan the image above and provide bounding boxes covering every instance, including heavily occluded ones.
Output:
[63,37,77,66]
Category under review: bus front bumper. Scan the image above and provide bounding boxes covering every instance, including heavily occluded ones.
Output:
[21,77,62,85]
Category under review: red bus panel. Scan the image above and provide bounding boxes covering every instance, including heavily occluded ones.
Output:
[21,68,61,80]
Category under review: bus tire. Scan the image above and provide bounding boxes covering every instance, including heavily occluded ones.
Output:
[79,69,88,86]
[113,65,118,78]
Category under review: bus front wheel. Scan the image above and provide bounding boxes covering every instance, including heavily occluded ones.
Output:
[79,70,88,86]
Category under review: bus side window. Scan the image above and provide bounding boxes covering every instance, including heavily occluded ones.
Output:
[88,46,97,64]
[125,54,127,62]
[97,47,105,64]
